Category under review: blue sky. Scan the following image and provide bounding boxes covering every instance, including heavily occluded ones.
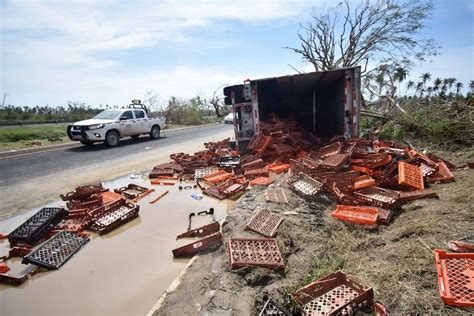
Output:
[0,0,473,108]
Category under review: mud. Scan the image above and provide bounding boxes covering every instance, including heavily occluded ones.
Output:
[154,158,473,315]
[0,173,230,316]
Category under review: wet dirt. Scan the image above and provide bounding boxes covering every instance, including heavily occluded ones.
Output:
[155,163,473,315]
[0,173,230,316]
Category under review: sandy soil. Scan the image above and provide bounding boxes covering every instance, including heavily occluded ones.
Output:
[0,129,232,219]
[153,150,473,315]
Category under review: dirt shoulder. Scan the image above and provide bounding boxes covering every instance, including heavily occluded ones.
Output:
[153,151,473,315]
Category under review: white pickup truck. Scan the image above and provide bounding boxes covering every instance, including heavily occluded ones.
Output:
[67,108,166,147]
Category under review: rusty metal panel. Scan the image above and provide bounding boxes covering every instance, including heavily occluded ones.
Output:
[23,231,89,270]
[172,232,222,257]
[9,207,68,246]
[245,209,283,238]
[228,237,285,270]
[264,188,289,204]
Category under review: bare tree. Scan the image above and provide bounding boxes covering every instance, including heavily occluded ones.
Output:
[288,0,438,73]
[207,84,227,117]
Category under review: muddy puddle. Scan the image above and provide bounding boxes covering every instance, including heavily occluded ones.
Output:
[0,173,232,316]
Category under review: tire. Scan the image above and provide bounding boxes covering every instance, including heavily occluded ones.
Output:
[105,130,120,147]
[150,125,160,139]
[80,140,94,146]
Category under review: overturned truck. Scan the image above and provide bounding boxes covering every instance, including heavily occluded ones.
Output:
[224,67,362,151]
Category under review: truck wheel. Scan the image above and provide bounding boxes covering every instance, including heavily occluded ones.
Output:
[80,140,94,146]
[105,130,120,147]
[150,125,160,139]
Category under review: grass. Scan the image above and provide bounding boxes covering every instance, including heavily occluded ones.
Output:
[0,124,69,151]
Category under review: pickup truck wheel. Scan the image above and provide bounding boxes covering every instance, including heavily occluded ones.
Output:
[80,140,94,146]
[105,130,120,147]
[150,125,160,139]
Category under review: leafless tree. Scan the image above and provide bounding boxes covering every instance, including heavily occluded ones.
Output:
[207,84,227,117]
[288,0,438,73]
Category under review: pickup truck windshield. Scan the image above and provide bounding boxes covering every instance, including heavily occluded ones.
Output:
[93,110,122,119]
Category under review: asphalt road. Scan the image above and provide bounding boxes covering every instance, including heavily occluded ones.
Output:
[0,124,233,187]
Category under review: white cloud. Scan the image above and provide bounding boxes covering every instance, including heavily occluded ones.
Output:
[1,0,323,106]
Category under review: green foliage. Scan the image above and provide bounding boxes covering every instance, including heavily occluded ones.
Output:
[0,125,67,143]
[0,102,102,123]
[161,96,219,125]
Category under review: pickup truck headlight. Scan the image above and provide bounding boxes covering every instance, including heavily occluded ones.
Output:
[88,123,105,130]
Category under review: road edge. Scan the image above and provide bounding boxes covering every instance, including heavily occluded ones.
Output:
[0,123,221,158]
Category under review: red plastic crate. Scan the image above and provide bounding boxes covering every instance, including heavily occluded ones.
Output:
[228,237,284,270]
[435,249,474,307]
[249,177,274,186]
[245,209,283,238]
[264,188,289,204]
[293,270,374,315]
[321,153,350,171]
[398,161,424,190]
[331,205,378,226]
[429,161,455,183]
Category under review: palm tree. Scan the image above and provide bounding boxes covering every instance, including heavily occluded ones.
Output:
[421,73,432,85]
[394,67,408,97]
[433,78,442,95]
[455,82,463,95]
[406,80,415,93]
[416,82,425,98]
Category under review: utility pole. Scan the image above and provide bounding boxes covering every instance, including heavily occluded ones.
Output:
[2,93,9,109]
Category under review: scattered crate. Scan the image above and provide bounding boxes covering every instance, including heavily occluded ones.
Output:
[203,170,233,184]
[293,271,374,316]
[195,167,219,179]
[60,184,107,201]
[114,184,149,199]
[321,153,350,171]
[398,161,424,190]
[66,196,103,212]
[23,231,90,270]
[315,142,342,159]
[331,205,378,226]
[242,159,266,171]
[399,188,438,203]
[228,237,285,270]
[217,156,240,168]
[264,188,289,204]
[267,162,291,173]
[259,297,290,316]
[428,161,455,183]
[89,201,140,235]
[245,209,283,238]
[287,172,323,200]
[245,166,269,178]
[351,175,376,190]
[8,207,68,246]
[435,250,474,307]
[375,208,392,225]
[149,168,175,178]
[250,177,274,186]
[172,232,222,257]
[176,222,220,239]
[248,134,272,153]
[353,186,400,209]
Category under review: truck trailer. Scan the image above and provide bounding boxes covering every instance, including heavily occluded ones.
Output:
[223,67,361,151]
